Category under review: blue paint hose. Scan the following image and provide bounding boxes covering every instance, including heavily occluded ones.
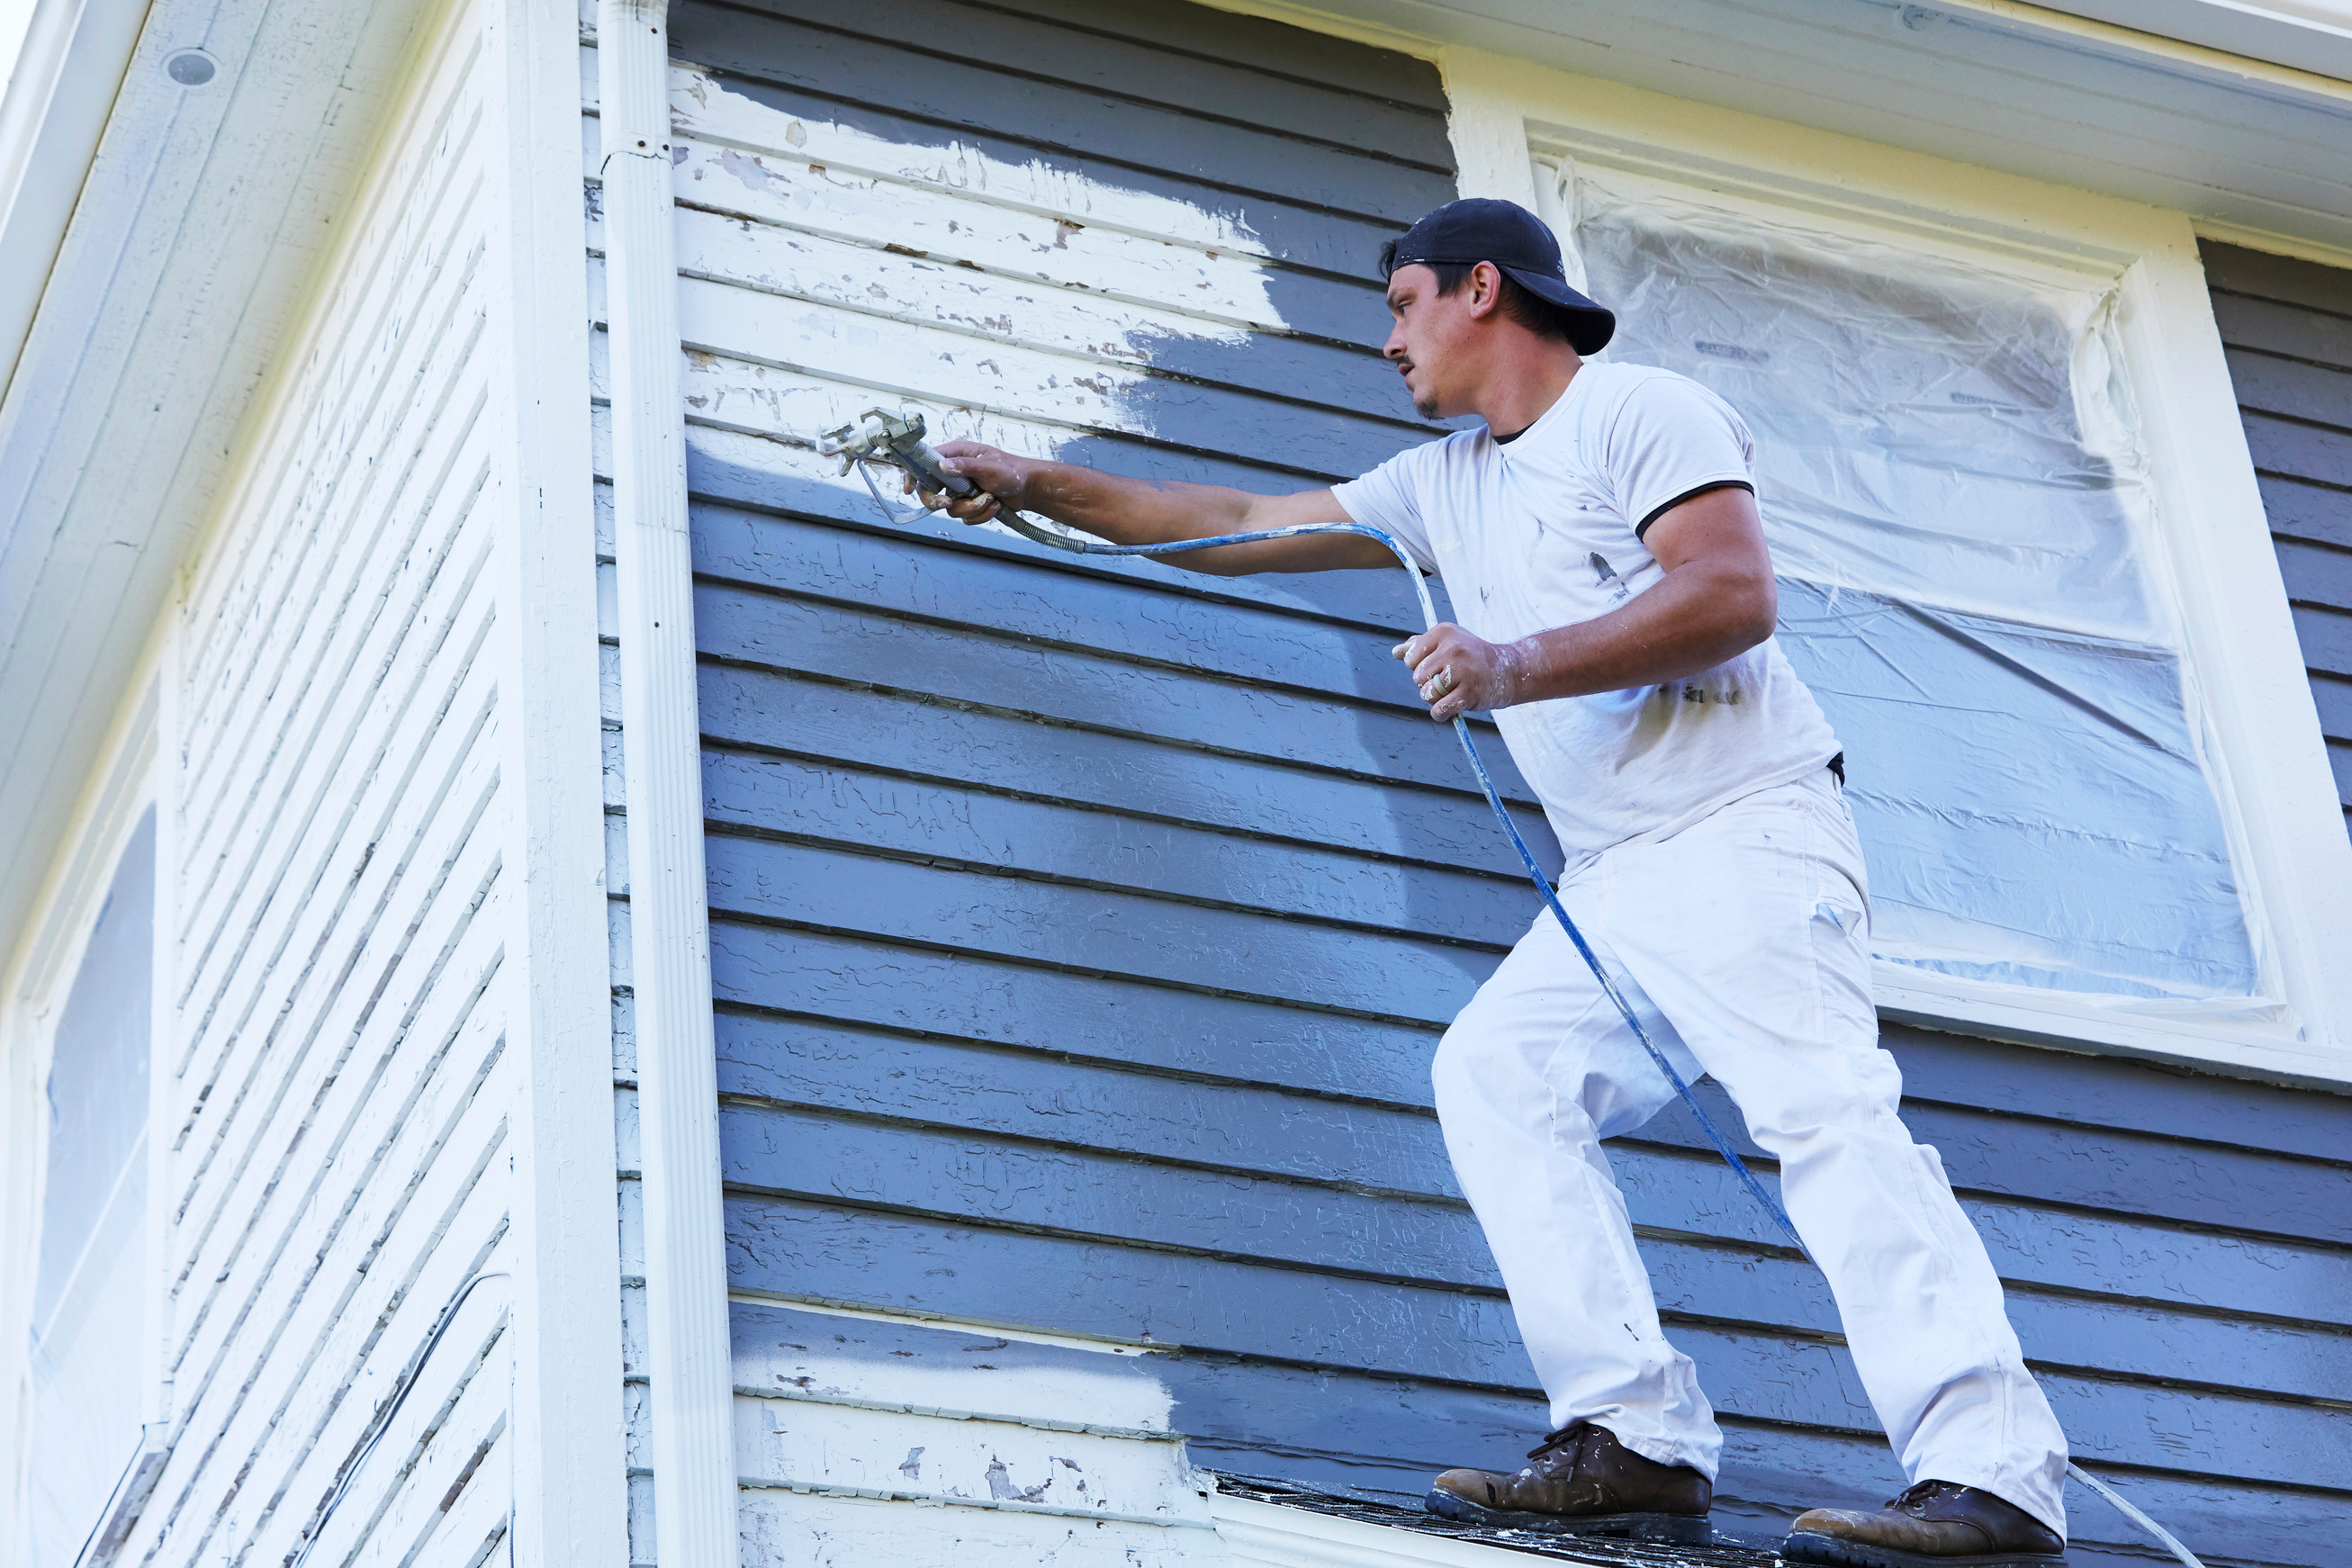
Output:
[846,449,2205,1568]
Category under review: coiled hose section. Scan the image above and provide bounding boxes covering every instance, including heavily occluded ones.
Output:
[858,464,2204,1566]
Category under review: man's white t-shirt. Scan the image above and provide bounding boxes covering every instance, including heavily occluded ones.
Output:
[1332,361,1842,859]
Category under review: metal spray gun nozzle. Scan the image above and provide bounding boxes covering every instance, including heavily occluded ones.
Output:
[816,408,978,505]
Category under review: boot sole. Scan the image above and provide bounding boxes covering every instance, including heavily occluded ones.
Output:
[1781,1529,2066,1568]
[1425,1489,1713,1544]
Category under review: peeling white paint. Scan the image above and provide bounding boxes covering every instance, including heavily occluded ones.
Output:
[735,1398,1199,1519]
[668,68,1275,259]
[615,68,1299,522]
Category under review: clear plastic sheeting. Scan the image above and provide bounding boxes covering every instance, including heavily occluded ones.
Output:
[31,809,155,1566]
[1569,175,2260,1003]
[1780,581,2255,1000]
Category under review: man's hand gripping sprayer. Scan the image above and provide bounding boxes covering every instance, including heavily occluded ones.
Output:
[813,407,2207,1568]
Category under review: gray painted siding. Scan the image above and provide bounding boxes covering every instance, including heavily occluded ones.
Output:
[2203,239,2352,830]
[631,5,2352,1563]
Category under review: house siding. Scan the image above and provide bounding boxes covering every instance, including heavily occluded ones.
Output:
[125,21,518,1568]
[584,3,2352,1562]
[2203,239,2352,830]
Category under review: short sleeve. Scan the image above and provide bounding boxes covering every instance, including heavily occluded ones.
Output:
[1331,441,1441,574]
[1606,374,1757,541]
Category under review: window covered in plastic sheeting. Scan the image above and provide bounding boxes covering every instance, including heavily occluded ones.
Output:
[30,808,155,1566]
[1567,175,2262,1007]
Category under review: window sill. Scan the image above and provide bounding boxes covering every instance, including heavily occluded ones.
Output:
[1873,965,2350,1092]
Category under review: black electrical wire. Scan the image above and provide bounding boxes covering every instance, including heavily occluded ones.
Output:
[288,1269,511,1568]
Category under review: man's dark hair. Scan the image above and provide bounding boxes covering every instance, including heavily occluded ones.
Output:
[1378,242,1579,343]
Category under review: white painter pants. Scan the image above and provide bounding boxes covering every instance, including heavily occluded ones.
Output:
[1431,773,2069,1536]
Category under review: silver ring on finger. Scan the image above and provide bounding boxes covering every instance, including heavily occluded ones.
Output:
[1430,668,1455,698]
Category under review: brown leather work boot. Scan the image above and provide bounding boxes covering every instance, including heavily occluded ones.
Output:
[1783,1479,2065,1566]
[1425,1419,1712,1543]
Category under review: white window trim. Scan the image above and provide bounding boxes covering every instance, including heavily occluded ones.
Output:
[0,668,167,1564]
[1441,49,2352,1089]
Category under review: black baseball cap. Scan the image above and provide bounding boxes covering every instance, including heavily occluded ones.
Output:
[1381,198,1616,355]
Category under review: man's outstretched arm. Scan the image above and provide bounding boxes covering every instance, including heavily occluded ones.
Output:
[916,439,1398,576]
[1397,485,1778,721]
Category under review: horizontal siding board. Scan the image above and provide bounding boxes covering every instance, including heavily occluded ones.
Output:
[711,1011,2352,1331]
[175,118,490,799]
[725,1197,2346,1489]
[232,1141,512,1567]
[629,59,1407,281]
[1898,1101,2352,1246]
[175,331,493,1039]
[1883,1026,2352,1165]
[696,671,1545,875]
[167,798,506,1481]
[970,0,1447,108]
[702,753,1531,945]
[172,567,500,1287]
[731,1303,2346,1562]
[1617,1083,2352,1246]
[2221,346,2352,431]
[2256,473,2352,551]
[161,976,509,1562]
[732,1394,1196,1517]
[2203,241,2352,319]
[666,306,1423,482]
[690,585,1539,804]
[679,437,1470,635]
[703,836,1492,1024]
[219,1042,512,1564]
[2292,601,2352,676]
[173,185,489,870]
[651,209,1412,413]
[698,827,2352,1234]
[718,1095,2352,1401]
[707,922,1439,1102]
[689,506,1446,716]
[2276,536,2352,609]
[735,1491,1202,1563]
[2240,407,2352,488]
[651,267,1434,469]
[662,3,1452,225]
[176,425,496,1087]
[2211,291,2352,374]
[707,0,1453,164]
[172,551,500,1229]
[636,140,1401,350]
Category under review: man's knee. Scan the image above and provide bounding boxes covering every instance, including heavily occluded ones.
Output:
[1430,1014,1491,1119]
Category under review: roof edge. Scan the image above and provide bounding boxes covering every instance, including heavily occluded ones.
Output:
[2030,0,2352,86]
[0,0,153,408]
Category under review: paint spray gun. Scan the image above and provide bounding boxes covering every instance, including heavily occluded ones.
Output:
[816,407,1081,554]
[817,408,987,512]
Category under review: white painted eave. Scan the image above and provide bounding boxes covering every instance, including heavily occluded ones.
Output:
[0,0,153,401]
[2039,0,2352,83]
[1232,0,2352,259]
[0,0,437,972]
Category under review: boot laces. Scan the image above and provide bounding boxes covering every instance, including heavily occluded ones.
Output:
[1524,1422,1591,1464]
[1888,1480,1958,1515]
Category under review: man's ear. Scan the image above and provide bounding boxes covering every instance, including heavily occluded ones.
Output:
[1466,260,1505,320]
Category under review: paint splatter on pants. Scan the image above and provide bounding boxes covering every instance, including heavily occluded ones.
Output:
[1430,772,2070,1536]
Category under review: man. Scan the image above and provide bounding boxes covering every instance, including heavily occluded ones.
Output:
[915,197,2070,1568]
